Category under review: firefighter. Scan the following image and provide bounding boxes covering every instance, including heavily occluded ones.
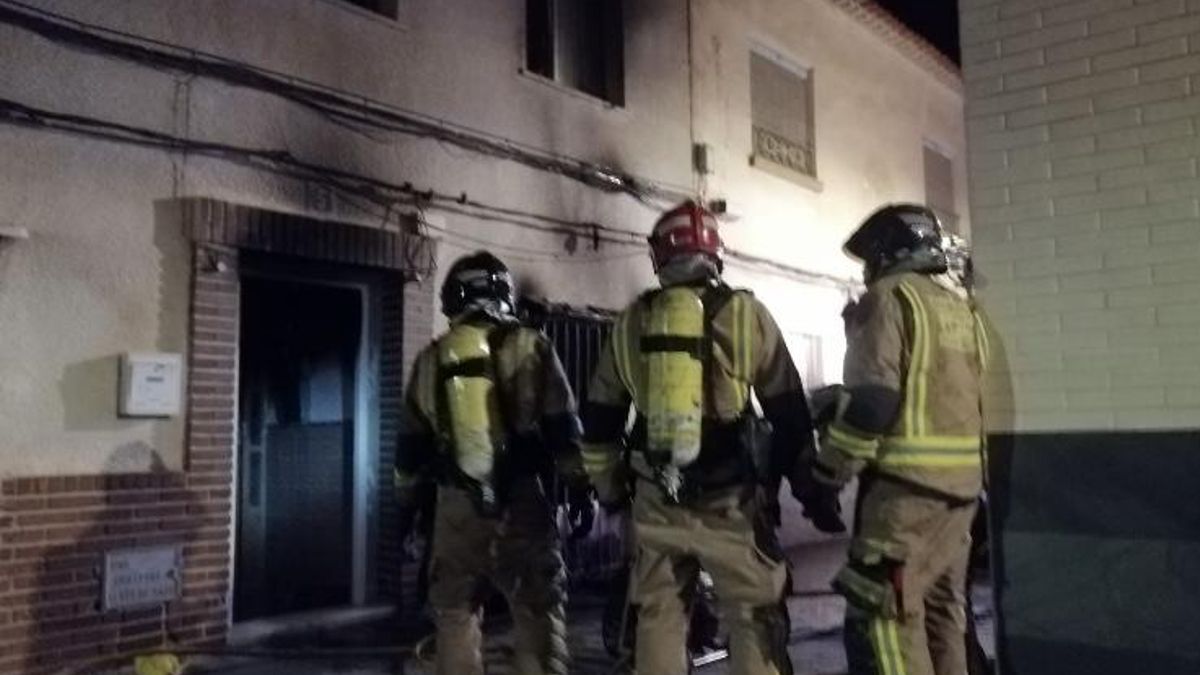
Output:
[393,251,595,675]
[581,200,843,675]
[811,204,987,675]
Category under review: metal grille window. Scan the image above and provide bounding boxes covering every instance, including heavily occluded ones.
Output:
[520,299,622,583]
[751,50,816,179]
[924,144,959,233]
[526,0,625,105]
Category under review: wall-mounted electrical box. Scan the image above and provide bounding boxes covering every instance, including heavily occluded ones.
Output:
[119,352,183,417]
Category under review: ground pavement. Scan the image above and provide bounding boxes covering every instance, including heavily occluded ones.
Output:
[179,539,994,675]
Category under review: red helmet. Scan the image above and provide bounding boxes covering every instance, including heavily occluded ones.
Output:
[648,201,723,272]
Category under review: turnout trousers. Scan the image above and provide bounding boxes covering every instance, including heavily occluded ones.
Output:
[629,480,792,675]
[427,478,568,675]
[841,477,977,675]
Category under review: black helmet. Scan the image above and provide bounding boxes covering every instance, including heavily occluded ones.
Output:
[440,251,516,318]
[845,204,948,283]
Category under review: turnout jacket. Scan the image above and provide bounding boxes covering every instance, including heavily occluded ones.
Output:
[394,312,587,492]
[581,282,814,496]
[816,271,987,500]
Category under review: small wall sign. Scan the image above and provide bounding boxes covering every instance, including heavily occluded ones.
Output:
[102,545,182,611]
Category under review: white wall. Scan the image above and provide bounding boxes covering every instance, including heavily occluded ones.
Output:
[694,0,971,278]
[959,0,1200,432]
[0,0,964,476]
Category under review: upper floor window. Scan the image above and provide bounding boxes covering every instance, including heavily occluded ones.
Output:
[336,0,399,18]
[750,49,816,181]
[924,144,958,233]
[526,0,625,106]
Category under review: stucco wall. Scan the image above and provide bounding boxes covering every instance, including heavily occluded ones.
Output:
[0,0,963,477]
[691,0,970,376]
[695,0,971,281]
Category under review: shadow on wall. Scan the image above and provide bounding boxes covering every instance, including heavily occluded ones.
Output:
[56,201,190,457]
[152,200,191,360]
[977,303,1015,674]
[58,355,127,433]
[11,451,206,674]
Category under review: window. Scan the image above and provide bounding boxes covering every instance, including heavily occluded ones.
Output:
[526,0,625,105]
[750,50,816,180]
[337,0,399,18]
[924,144,958,233]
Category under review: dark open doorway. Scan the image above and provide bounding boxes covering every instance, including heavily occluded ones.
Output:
[234,275,363,621]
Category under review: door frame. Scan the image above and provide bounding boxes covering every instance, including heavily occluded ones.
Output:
[234,265,380,615]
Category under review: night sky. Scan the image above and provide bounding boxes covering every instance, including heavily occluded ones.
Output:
[874,0,961,65]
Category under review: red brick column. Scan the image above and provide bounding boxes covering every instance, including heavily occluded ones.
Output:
[376,277,435,601]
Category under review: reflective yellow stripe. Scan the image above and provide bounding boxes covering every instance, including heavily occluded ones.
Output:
[581,444,618,477]
[897,283,932,438]
[853,537,907,564]
[879,453,982,468]
[973,311,990,371]
[729,293,754,411]
[837,567,887,607]
[739,294,754,382]
[879,435,982,468]
[828,423,880,459]
[613,311,638,405]
[886,619,908,675]
[870,617,908,675]
[883,436,980,452]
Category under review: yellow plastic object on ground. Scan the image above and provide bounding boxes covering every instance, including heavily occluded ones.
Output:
[134,652,183,675]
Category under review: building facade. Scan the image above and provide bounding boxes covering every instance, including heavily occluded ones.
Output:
[958,0,1200,673]
[0,0,965,671]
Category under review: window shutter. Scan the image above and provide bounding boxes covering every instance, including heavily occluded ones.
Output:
[924,146,957,232]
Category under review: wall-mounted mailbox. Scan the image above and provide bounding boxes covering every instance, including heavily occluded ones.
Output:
[119,352,183,417]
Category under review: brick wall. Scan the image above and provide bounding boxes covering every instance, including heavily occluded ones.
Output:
[377,278,435,601]
[959,2,1200,673]
[960,0,1200,431]
[0,246,236,674]
[0,202,434,674]
[0,474,229,674]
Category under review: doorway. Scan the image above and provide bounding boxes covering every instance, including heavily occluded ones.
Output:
[234,272,371,622]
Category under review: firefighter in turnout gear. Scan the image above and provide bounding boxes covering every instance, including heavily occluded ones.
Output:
[813,205,988,675]
[394,251,594,675]
[582,201,839,675]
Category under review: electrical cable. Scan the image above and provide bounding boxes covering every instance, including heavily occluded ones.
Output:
[0,0,693,205]
[0,95,855,290]
[332,188,647,263]
[0,96,639,246]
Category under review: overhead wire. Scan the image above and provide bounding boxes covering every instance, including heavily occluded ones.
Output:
[0,0,860,291]
[0,93,855,289]
[0,0,693,205]
[335,190,646,264]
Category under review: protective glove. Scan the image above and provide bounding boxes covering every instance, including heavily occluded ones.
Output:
[796,482,846,534]
[566,485,597,540]
[790,457,847,534]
